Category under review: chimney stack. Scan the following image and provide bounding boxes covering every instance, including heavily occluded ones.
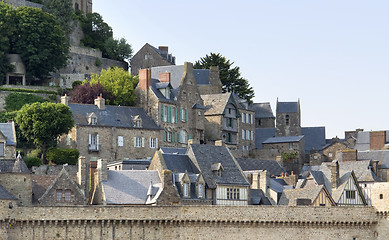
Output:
[77,156,88,196]
[329,160,339,189]
[61,94,69,105]
[94,96,105,110]
[97,158,108,182]
[370,131,386,150]
[158,46,168,53]
[259,170,270,195]
[159,72,171,83]
[138,68,152,90]
[371,160,379,175]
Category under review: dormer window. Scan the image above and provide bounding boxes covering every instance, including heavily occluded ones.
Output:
[88,113,97,125]
[211,163,224,177]
[161,87,170,99]
[183,182,189,197]
[133,115,142,128]
[197,183,204,198]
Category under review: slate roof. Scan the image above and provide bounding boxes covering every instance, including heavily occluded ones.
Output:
[255,128,276,149]
[31,175,57,204]
[252,103,275,119]
[189,144,249,188]
[301,127,326,152]
[148,44,175,64]
[160,147,187,155]
[150,78,176,102]
[102,170,162,205]
[263,135,304,144]
[236,158,285,176]
[279,185,325,206]
[0,157,29,173]
[12,154,30,173]
[201,93,234,116]
[163,154,200,174]
[277,102,298,113]
[0,185,16,200]
[174,173,203,200]
[358,150,389,168]
[250,189,272,205]
[68,103,161,130]
[0,122,16,145]
[355,131,371,151]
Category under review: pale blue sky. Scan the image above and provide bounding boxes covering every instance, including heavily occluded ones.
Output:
[94,0,389,138]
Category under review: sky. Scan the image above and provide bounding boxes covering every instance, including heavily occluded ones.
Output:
[93,0,389,139]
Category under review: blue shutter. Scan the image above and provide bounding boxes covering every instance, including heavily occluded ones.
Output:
[163,131,166,142]
[177,133,181,143]
[161,105,165,122]
[179,108,182,121]
[175,107,178,123]
[167,106,171,123]
[188,134,191,140]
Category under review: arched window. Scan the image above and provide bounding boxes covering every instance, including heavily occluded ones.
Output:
[74,3,79,11]
[285,115,290,125]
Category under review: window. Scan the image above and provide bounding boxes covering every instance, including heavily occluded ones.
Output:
[346,190,356,199]
[88,133,99,151]
[380,194,383,199]
[228,108,232,114]
[226,118,233,127]
[134,137,144,148]
[64,190,71,202]
[135,119,142,128]
[226,133,232,143]
[118,136,124,147]
[0,142,4,156]
[198,183,203,198]
[289,143,293,150]
[258,119,261,126]
[246,113,250,123]
[251,114,254,124]
[150,138,158,148]
[162,87,170,99]
[90,117,97,125]
[242,129,245,140]
[242,113,245,123]
[180,108,187,122]
[251,131,254,140]
[56,190,62,202]
[180,130,187,144]
[74,3,79,11]
[227,188,240,200]
[167,132,172,142]
[183,183,189,197]
[285,115,290,125]
[246,130,250,140]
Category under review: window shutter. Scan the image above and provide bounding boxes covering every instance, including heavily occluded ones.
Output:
[149,138,152,148]
[161,105,165,122]
[168,106,171,123]
[163,131,166,142]
[186,109,188,122]
[88,134,91,145]
[156,138,158,149]
[95,135,99,150]
[179,108,182,121]
[142,137,145,147]
[133,137,136,147]
[175,107,178,123]
[188,134,191,140]
[178,133,181,143]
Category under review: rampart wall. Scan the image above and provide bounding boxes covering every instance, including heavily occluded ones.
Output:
[0,205,384,240]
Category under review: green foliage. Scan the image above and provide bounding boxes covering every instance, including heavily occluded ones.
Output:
[79,12,113,53]
[46,147,79,165]
[0,111,17,123]
[72,80,83,89]
[24,156,42,168]
[94,58,102,67]
[103,37,133,61]
[5,93,48,112]
[281,152,298,162]
[0,2,15,81]
[15,102,74,164]
[194,53,255,102]
[42,0,74,35]
[10,7,70,80]
[89,67,138,106]
[0,87,57,95]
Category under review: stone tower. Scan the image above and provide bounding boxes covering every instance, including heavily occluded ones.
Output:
[73,0,92,14]
[276,99,301,137]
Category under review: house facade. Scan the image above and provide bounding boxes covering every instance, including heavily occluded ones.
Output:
[0,122,17,159]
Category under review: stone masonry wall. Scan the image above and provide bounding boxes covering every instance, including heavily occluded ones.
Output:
[3,0,42,8]
[0,205,382,240]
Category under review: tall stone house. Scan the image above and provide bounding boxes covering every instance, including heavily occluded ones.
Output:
[276,100,301,137]
[131,44,176,76]
[0,122,17,159]
[59,95,162,163]
[149,143,250,206]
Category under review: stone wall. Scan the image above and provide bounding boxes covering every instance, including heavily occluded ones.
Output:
[3,0,42,8]
[0,205,382,239]
[0,173,31,206]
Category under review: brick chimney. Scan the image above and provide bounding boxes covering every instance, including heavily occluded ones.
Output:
[259,170,270,195]
[159,72,171,83]
[342,149,357,162]
[77,156,88,197]
[94,96,105,110]
[138,68,151,90]
[61,94,69,105]
[158,46,168,53]
[370,131,386,150]
[329,160,339,189]
[89,159,98,198]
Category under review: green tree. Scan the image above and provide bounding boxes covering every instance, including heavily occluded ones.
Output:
[15,102,74,164]
[5,92,48,112]
[89,67,138,106]
[104,37,133,61]
[10,7,70,80]
[42,0,74,34]
[194,53,255,102]
[0,2,15,81]
[80,12,113,52]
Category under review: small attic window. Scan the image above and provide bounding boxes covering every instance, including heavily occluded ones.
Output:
[161,87,170,99]
[211,163,224,177]
[133,115,142,128]
[88,113,97,125]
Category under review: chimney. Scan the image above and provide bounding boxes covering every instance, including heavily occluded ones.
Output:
[209,66,222,93]
[94,96,105,110]
[138,68,151,90]
[251,172,260,189]
[371,160,379,175]
[77,156,88,196]
[158,46,168,53]
[61,94,69,105]
[184,62,194,73]
[158,72,171,83]
[342,149,357,162]
[259,170,270,195]
[370,131,386,150]
[329,160,339,189]
[215,140,224,146]
[187,139,199,146]
[161,169,173,188]
[89,159,98,197]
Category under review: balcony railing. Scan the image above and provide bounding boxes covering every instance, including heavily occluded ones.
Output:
[88,144,101,152]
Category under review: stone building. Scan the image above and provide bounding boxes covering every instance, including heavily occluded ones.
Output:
[135,63,207,148]
[0,122,17,159]
[72,0,92,14]
[131,44,176,76]
[252,102,275,128]
[60,96,162,162]
[279,185,336,206]
[276,100,301,137]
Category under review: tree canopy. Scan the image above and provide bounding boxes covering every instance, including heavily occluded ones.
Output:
[104,37,133,62]
[69,82,109,104]
[0,2,15,81]
[194,53,255,102]
[15,102,74,163]
[88,67,138,106]
[42,0,74,35]
[10,6,70,80]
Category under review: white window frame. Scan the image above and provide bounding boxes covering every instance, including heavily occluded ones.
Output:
[167,132,172,142]
[135,137,144,148]
[246,130,250,140]
[118,136,124,147]
[181,108,186,122]
[241,113,245,123]
[242,129,245,140]
[198,183,203,198]
[150,138,158,148]
[183,183,189,197]
[251,131,254,141]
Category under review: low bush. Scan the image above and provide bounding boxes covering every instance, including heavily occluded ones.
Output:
[5,92,48,111]
[46,148,79,165]
[24,156,42,169]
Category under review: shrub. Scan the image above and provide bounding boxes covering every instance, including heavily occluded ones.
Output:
[46,148,79,165]
[72,80,82,89]
[5,93,48,111]
[24,156,42,168]
[95,58,102,67]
